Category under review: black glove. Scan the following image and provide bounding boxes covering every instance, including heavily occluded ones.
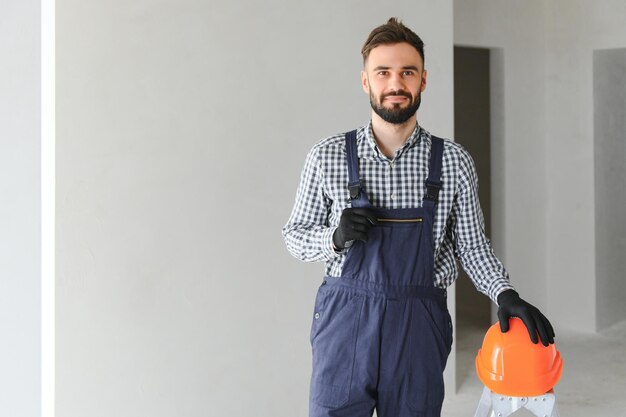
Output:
[332,208,378,250]
[497,290,555,346]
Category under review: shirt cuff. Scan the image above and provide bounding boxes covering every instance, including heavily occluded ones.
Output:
[322,226,343,260]
[492,284,517,306]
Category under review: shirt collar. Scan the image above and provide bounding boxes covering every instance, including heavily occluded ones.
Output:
[364,119,422,159]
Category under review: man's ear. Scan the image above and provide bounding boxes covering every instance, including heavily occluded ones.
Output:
[420,69,427,92]
[361,70,369,94]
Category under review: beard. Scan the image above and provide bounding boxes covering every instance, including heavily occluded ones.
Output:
[370,89,421,125]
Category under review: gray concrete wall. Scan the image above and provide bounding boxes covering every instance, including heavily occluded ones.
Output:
[545,0,626,332]
[0,0,42,415]
[56,2,454,416]
[456,0,626,333]
[593,48,626,330]
[454,0,549,320]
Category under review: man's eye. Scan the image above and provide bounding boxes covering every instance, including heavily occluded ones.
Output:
[403,71,414,76]
[378,71,388,76]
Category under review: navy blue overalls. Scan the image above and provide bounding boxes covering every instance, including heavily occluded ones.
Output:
[309,130,453,417]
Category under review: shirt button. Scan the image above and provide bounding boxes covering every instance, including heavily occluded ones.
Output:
[314,312,320,319]
[390,193,396,200]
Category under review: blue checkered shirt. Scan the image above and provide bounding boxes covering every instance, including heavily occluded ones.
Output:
[282,120,515,304]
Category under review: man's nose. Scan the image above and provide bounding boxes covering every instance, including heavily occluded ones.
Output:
[387,74,406,93]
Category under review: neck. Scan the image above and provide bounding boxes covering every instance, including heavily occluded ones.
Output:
[370,113,418,159]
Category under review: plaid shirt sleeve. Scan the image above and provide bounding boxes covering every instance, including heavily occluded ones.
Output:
[453,147,516,304]
[282,146,341,262]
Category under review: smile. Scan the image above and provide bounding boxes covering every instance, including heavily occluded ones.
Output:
[385,96,409,102]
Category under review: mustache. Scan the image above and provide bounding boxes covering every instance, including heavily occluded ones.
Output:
[383,91,412,99]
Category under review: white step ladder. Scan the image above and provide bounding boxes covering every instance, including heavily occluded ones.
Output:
[474,386,560,417]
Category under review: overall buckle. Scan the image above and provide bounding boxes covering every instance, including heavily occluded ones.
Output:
[425,179,442,201]
[349,182,361,200]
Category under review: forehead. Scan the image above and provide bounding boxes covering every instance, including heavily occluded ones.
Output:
[366,42,423,70]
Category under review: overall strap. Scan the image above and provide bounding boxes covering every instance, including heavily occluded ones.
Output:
[423,136,444,211]
[344,130,369,208]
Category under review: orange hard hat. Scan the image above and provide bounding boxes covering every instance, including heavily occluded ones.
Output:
[475,317,563,397]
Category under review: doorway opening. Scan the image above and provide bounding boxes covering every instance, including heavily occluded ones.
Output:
[453,45,506,391]
[593,47,626,330]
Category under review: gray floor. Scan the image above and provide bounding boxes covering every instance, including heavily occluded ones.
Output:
[442,318,626,416]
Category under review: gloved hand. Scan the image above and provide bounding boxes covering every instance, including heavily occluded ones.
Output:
[332,208,378,250]
[497,290,555,346]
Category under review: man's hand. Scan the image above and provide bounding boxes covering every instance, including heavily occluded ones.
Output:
[332,208,378,250]
[497,290,555,346]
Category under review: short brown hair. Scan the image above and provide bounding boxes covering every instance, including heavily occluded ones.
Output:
[361,17,425,67]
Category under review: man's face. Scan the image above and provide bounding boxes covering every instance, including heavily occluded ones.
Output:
[361,42,427,125]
